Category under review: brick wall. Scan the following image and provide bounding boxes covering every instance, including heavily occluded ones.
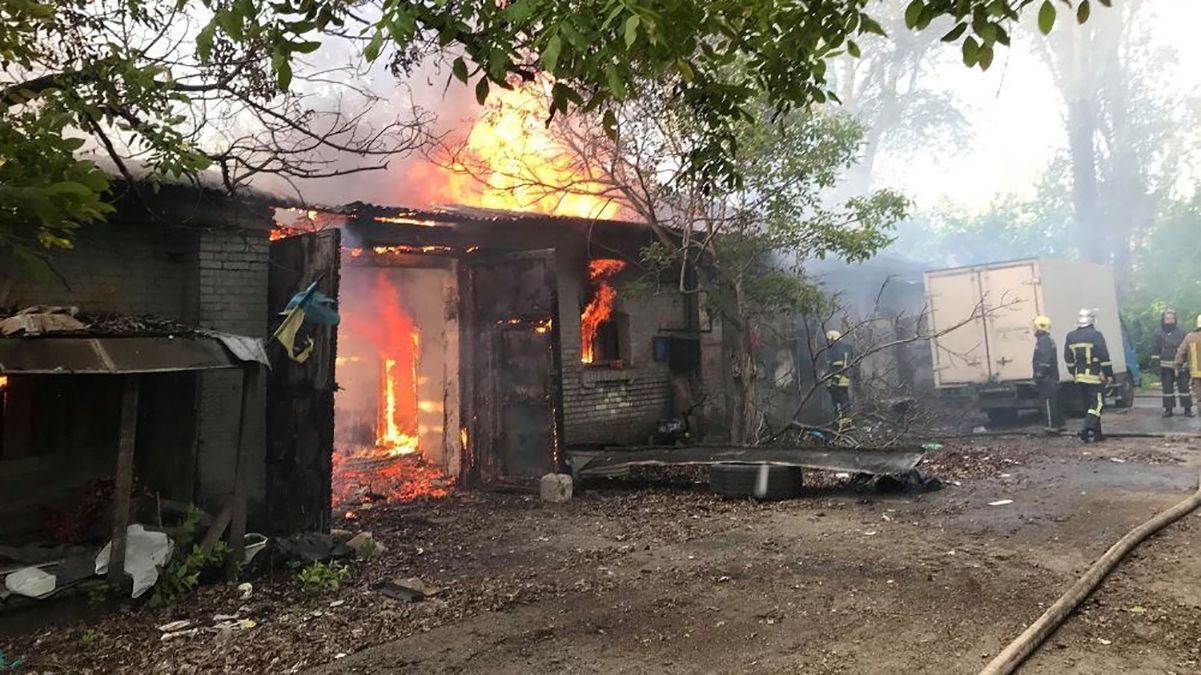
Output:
[197,228,270,336]
[557,251,684,446]
[194,228,270,520]
[5,224,197,322]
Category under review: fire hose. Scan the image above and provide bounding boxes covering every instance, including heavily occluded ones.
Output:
[979,469,1201,675]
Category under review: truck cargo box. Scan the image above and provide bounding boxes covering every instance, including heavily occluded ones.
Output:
[924,259,1127,388]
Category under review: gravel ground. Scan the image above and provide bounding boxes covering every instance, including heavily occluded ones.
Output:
[3,408,1200,674]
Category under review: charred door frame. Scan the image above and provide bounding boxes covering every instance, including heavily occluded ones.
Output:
[265,229,340,534]
[459,249,564,487]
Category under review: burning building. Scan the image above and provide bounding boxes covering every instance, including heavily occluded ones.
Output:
[309,204,711,508]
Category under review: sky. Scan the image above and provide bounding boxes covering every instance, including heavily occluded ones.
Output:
[871,0,1201,210]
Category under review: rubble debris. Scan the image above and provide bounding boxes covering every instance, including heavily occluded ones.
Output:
[3,567,56,599]
[540,474,573,503]
[157,620,193,633]
[275,532,352,564]
[376,577,439,603]
[94,525,174,598]
[0,306,84,335]
[346,532,384,558]
[988,499,1015,506]
[243,533,269,564]
[160,628,200,642]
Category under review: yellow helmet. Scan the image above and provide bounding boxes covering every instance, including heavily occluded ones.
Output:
[826,330,842,342]
[1034,315,1052,331]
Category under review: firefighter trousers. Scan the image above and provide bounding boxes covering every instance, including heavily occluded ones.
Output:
[828,385,850,426]
[1078,382,1104,439]
[1037,378,1065,430]
[1161,366,1193,411]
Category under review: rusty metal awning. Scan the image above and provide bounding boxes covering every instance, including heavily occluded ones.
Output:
[0,336,245,374]
[568,445,927,478]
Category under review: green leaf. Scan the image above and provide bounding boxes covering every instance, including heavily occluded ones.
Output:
[293,41,322,54]
[860,17,886,37]
[364,32,383,61]
[607,67,625,99]
[541,34,562,72]
[602,108,618,141]
[904,0,925,29]
[1077,0,1091,23]
[218,10,242,40]
[475,76,490,105]
[977,45,994,70]
[196,22,216,61]
[277,59,292,90]
[624,14,640,47]
[452,57,469,83]
[941,23,967,42]
[1038,0,1056,35]
[503,0,533,22]
[846,40,860,58]
[962,35,979,66]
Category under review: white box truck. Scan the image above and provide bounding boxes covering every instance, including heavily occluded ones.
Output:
[924,259,1134,424]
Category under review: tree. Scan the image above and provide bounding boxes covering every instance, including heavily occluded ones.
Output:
[888,157,1077,265]
[3,0,1105,266]
[1,0,432,273]
[829,0,968,195]
[1034,0,1190,274]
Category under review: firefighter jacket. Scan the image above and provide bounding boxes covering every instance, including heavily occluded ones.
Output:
[1152,323,1186,366]
[1064,325,1114,384]
[1173,330,1201,378]
[1032,330,1059,382]
[827,342,853,388]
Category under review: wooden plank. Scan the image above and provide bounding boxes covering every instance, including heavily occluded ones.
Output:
[107,375,140,586]
[227,364,260,579]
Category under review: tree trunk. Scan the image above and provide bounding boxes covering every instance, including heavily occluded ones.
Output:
[727,281,758,445]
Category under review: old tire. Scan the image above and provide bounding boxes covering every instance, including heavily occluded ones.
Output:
[710,464,802,500]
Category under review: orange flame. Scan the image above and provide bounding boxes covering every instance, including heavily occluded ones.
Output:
[410,80,620,219]
[581,259,626,364]
[341,271,421,457]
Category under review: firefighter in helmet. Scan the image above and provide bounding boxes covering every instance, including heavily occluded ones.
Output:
[1064,308,1114,443]
[1152,308,1192,417]
[1032,315,1065,431]
[1172,313,1201,411]
[825,330,853,428]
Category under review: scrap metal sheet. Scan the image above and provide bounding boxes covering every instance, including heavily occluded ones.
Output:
[572,446,926,477]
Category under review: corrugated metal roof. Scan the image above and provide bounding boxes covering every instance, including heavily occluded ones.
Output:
[0,336,243,374]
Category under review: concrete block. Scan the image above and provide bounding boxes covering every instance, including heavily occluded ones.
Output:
[540,473,573,504]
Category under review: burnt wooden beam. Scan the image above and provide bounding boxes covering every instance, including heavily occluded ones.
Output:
[226,364,260,579]
[107,375,140,586]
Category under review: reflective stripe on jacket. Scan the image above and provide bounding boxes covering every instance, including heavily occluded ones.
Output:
[1153,325,1186,363]
[1174,330,1201,378]
[827,342,852,388]
[1063,325,1114,384]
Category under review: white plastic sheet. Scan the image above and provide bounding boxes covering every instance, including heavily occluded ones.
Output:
[3,566,56,598]
[95,525,174,598]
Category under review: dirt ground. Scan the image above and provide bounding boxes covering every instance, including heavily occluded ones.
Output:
[4,402,1201,674]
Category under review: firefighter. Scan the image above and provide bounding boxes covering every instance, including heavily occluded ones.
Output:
[1064,309,1114,443]
[825,330,852,428]
[1173,314,1201,410]
[1152,308,1192,417]
[1032,315,1065,431]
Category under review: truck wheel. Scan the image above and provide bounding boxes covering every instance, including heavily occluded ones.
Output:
[985,408,1019,426]
[1114,376,1135,409]
[710,464,802,500]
